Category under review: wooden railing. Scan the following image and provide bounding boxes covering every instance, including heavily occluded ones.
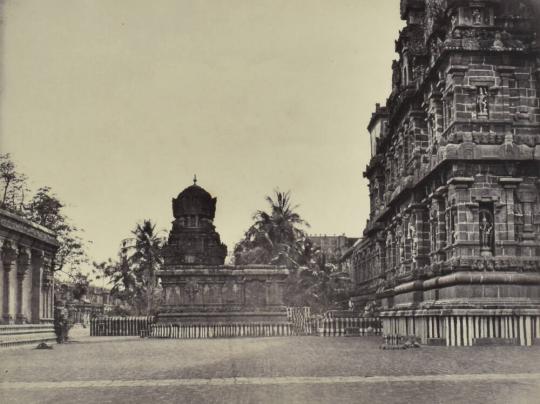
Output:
[149,322,293,339]
[313,317,382,337]
[89,313,383,339]
[90,316,154,336]
[286,307,312,335]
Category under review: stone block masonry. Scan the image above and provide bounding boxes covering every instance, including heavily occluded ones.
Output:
[351,0,540,346]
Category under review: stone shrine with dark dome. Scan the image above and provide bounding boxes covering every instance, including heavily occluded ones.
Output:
[163,178,227,266]
[156,179,289,326]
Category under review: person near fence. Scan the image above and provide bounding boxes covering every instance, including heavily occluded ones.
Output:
[54,304,71,343]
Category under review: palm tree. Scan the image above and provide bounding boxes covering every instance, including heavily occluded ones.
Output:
[235,190,309,266]
[126,220,164,314]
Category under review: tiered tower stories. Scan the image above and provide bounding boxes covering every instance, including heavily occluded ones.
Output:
[162,179,227,266]
[352,0,540,346]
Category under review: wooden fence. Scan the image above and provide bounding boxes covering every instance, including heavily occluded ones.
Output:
[286,307,312,335]
[149,322,293,339]
[89,313,383,339]
[313,317,382,337]
[90,316,154,336]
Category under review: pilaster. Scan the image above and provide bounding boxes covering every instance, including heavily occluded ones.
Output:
[1,241,17,324]
[15,247,30,324]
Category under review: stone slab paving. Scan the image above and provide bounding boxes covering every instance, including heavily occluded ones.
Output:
[1,336,540,403]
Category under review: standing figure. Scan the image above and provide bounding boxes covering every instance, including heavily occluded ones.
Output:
[477,87,489,117]
[54,304,70,343]
[479,211,494,253]
[472,8,483,25]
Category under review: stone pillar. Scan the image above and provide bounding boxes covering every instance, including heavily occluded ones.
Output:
[42,255,54,321]
[30,251,43,323]
[1,241,17,324]
[15,247,30,324]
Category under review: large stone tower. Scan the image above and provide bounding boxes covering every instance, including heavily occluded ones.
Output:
[351,0,540,346]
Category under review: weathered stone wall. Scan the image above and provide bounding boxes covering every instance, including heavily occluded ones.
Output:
[157,265,289,324]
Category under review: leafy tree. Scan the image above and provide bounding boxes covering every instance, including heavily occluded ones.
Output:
[0,153,28,212]
[234,189,351,313]
[0,154,87,279]
[70,272,90,301]
[26,187,87,276]
[97,220,164,315]
[94,252,144,314]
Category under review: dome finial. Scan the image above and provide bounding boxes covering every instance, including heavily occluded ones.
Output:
[193,174,197,185]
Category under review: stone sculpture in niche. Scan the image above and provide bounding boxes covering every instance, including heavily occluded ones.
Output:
[479,209,494,255]
[477,87,489,118]
[472,8,483,25]
[493,32,504,50]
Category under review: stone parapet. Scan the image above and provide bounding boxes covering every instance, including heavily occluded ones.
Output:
[157,265,289,324]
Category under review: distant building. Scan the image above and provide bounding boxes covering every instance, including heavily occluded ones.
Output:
[56,283,123,325]
[308,234,359,266]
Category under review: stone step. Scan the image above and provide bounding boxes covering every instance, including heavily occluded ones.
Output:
[0,325,56,348]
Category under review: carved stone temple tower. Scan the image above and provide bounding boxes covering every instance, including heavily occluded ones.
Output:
[350,0,540,346]
[162,178,227,266]
[156,180,289,325]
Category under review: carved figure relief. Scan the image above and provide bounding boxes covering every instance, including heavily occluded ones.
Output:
[479,209,494,252]
[451,13,458,30]
[472,8,483,25]
[430,38,443,66]
[222,280,237,303]
[493,32,504,50]
[476,87,489,118]
[184,280,201,303]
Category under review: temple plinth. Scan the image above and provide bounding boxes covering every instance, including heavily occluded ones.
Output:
[156,181,288,325]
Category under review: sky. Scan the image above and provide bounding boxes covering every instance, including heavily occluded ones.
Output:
[0,0,404,267]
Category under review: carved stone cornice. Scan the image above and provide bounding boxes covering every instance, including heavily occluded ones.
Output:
[0,209,59,251]
[447,176,475,187]
[498,177,523,188]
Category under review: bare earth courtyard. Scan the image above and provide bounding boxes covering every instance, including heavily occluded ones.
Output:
[1,334,540,404]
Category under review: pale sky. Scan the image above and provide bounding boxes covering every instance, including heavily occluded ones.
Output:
[0,0,403,266]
